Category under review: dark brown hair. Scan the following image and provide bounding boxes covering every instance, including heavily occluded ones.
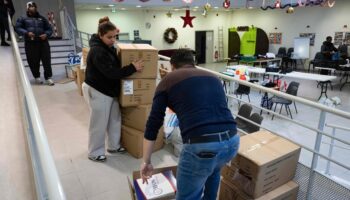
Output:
[170,49,195,69]
[97,16,118,36]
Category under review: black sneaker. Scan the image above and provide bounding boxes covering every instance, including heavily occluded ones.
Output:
[1,42,10,46]
[88,155,107,162]
[107,147,126,154]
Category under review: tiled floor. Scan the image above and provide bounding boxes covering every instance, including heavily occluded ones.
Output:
[1,47,350,199]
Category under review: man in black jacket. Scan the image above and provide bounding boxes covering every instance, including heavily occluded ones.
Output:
[321,36,338,60]
[15,1,54,85]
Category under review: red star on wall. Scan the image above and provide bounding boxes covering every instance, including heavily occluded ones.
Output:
[181,10,196,28]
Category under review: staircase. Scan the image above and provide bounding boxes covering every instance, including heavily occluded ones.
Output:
[18,39,75,68]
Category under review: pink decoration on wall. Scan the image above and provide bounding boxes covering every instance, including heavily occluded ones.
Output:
[223,0,231,9]
[182,0,193,3]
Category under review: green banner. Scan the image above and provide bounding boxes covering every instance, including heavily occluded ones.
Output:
[240,27,257,56]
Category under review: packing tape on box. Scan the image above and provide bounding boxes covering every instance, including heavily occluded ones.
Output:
[244,136,280,154]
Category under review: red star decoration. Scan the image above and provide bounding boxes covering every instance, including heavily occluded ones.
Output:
[181,10,195,28]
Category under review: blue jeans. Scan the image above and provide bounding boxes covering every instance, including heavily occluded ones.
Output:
[176,131,240,200]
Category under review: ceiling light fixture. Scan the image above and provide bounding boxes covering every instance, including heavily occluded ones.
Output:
[108,4,115,7]
[121,8,126,10]
[96,7,101,10]
[136,5,142,8]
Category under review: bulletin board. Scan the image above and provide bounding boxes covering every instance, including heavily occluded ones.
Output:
[269,33,282,44]
[334,32,344,45]
[299,33,316,46]
[344,32,350,45]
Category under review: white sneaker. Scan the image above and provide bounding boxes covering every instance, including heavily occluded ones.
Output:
[46,78,55,86]
[35,78,43,84]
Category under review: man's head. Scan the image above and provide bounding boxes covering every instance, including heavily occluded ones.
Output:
[170,49,195,70]
[326,36,332,42]
[27,1,37,15]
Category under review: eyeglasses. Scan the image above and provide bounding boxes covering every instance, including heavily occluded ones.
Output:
[115,34,119,40]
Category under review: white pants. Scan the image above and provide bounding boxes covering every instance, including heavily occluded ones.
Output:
[82,83,122,157]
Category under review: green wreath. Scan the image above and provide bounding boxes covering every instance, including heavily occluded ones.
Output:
[163,28,178,44]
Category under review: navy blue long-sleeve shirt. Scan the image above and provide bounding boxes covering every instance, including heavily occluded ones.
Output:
[144,65,236,142]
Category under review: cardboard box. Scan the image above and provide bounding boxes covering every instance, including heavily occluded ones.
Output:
[82,47,89,66]
[219,179,298,200]
[72,65,85,96]
[121,105,152,132]
[117,43,158,79]
[121,125,164,158]
[128,166,177,200]
[227,130,301,198]
[158,60,172,79]
[120,79,156,107]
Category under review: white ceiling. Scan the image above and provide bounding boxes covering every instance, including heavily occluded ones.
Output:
[74,0,313,11]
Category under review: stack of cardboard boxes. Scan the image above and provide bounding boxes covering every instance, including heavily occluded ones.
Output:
[220,130,301,200]
[117,44,164,158]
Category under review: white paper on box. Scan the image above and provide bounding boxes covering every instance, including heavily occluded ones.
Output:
[135,171,176,200]
[123,80,134,95]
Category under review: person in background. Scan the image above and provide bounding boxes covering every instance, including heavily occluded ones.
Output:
[338,39,349,60]
[0,0,12,46]
[140,49,240,200]
[321,36,338,60]
[15,1,54,85]
[3,0,14,41]
[83,16,143,162]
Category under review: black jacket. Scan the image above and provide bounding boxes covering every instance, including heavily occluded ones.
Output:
[85,34,136,97]
[15,12,52,42]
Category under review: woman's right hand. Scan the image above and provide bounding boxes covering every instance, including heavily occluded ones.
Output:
[132,60,144,72]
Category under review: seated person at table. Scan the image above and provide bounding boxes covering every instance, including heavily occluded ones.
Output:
[321,36,338,60]
[338,39,349,60]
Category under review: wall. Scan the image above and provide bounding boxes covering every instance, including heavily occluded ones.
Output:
[75,1,350,63]
[76,9,233,61]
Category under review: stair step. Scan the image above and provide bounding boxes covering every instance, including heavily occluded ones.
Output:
[17,39,74,47]
[22,57,69,67]
[21,52,74,61]
[19,45,75,53]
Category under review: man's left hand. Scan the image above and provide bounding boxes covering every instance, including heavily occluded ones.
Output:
[140,162,154,184]
[39,34,47,40]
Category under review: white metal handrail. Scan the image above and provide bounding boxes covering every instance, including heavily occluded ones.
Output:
[9,15,66,200]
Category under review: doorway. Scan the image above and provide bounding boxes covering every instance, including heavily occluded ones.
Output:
[195,30,214,64]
